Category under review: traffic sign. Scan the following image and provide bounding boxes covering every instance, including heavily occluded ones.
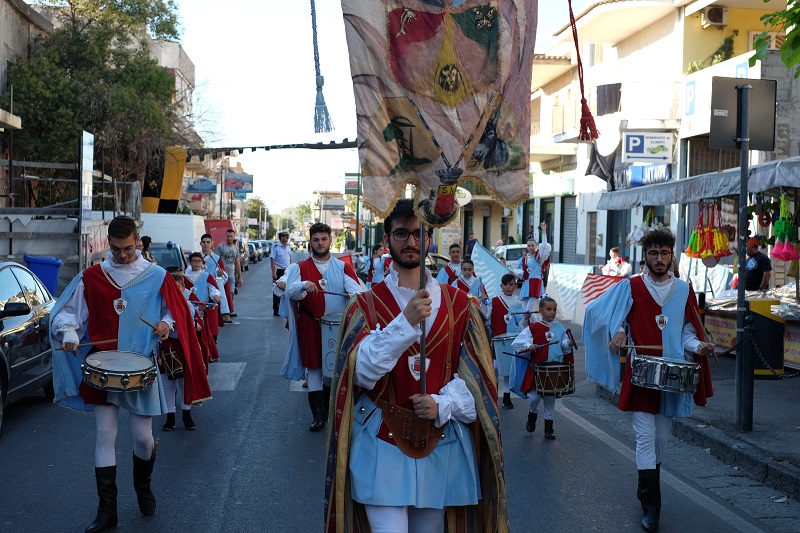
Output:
[622,132,673,163]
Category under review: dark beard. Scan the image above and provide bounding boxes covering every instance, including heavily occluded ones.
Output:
[389,244,420,269]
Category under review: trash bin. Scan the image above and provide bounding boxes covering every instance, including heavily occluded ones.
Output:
[23,254,63,296]
[747,299,784,380]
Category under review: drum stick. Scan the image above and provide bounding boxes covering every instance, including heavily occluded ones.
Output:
[566,328,579,350]
[620,344,662,350]
[302,288,348,298]
[139,316,159,331]
[55,338,118,351]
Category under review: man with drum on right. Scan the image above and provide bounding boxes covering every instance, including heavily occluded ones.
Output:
[583,228,715,533]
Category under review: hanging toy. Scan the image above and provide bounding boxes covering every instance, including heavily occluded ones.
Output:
[684,206,703,258]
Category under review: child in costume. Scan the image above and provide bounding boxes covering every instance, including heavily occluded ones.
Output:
[511,296,575,439]
[489,273,525,409]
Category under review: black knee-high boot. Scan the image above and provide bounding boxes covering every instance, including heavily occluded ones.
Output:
[544,419,555,439]
[637,469,661,532]
[321,384,331,423]
[308,391,325,432]
[85,466,117,533]
[132,446,157,516]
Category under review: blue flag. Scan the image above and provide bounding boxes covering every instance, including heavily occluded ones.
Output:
[470,242,512,299]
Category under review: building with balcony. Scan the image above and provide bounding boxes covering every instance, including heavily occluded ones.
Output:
[531,0,792,267]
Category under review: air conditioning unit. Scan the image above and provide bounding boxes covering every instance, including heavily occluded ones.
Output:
[701,7,728,29]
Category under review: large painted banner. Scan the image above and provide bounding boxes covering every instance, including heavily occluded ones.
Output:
[341,0,537,221]
[546,264,594,323]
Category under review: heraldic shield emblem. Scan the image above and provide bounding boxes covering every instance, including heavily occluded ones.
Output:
[545,331,555,342]
[656,314,669,331]
[113,298,127,316]
[408,354,431,381]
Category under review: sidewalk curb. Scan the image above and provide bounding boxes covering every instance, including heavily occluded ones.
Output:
[595,385,800,501]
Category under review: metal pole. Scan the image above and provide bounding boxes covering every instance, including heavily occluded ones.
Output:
[418,219,427,396]
[7,86,13,209]
[734,83,751,429]
[742,314,755,431]
[219,167,224,219]
[355,170,361,252]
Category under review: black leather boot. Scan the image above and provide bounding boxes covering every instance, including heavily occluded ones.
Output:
[132,446,157,516]
[637,469,660,532]
[322,384,331,422]
[526,411,538,432]
[544,419,555,440]
[502,392,514,409]
[309,391,324,432]
[85,466,117,533]
[182,409,196,430]
[162,412,175,431]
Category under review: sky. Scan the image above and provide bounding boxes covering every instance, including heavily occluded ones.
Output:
[173,0,588,215]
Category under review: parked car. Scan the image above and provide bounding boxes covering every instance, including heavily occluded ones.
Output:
[238,239,249,271]
[256,240,271,258]
[494,244,534,285]
[247,242,258,264]
[425,253,450,279]
[0,262,57,438]
[252,241,264,261]
[148,242,187,272]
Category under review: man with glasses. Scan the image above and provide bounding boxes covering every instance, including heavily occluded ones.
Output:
[283,223,363,432]
[583,228,715,533]
[324,199,506,532]
[50,216,211,533]
[271,229,293,316]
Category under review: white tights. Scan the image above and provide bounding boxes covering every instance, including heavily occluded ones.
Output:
[163,377,190,412]
[363,505,445,533]
[306,367,323,392]
[632,411,672,470]
[94,404,154,467]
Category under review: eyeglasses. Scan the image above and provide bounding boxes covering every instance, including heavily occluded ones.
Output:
[109,244,136,256]
[646,250,673,259]
[390,228,432,242]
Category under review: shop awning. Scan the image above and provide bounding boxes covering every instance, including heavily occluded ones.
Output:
[597,156,800,210]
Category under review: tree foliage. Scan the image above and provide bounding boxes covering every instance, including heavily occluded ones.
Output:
[750,1,800,78]
[1,0,189,203]
[247,196,274,238]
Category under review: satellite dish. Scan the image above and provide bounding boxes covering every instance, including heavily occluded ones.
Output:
[456,187,472,207]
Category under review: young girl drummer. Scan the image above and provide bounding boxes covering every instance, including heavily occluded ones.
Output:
[511,296,575,439]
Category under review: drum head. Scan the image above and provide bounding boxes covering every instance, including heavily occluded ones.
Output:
[85,351,153,372]
[493,332,518,341]
[320,313,343,325]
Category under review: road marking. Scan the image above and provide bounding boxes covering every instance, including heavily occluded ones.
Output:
[289,380,308,392]
[557,402,771,533]
[207,362,247,391]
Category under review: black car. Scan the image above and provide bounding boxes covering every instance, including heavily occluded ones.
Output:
[0,262,56,437]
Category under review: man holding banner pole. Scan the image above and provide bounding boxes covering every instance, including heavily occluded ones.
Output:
[325,199,507,532]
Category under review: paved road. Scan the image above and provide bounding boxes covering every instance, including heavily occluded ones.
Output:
[0,259,795,532]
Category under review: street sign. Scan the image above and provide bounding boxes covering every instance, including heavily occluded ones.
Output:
[622,132,673,163]
[345,172,360,194]
[709,77,776,151]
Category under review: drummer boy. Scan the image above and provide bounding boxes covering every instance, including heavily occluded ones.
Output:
[50,215,211,533]
[510,296,575,439]
[488,272,525,409]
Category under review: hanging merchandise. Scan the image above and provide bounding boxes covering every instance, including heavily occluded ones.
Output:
[711,201,732,259]
[770,193,797,261]
[684,207,703,258]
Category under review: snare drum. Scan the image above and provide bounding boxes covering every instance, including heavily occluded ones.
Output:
[534,363,575,397]
[491,333,517,377]
[630,352,700,394]
[320,313,342,379]
[82,351,158,392]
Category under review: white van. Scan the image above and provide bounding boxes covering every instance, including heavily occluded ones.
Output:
[140,213,207,254]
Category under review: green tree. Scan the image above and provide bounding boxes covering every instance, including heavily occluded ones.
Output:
[1,0,189,205]
[751,2,800,78]
[297,202,312,223]
[247,196,274,238]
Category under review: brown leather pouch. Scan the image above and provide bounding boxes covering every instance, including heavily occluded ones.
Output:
[369,391,446,459]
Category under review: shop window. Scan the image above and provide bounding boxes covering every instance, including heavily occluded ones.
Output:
[597,83,621,116]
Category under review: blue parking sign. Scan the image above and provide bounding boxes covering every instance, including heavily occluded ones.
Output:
[626,134,644,153]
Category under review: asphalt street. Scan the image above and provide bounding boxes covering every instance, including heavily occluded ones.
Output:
[0,256,794,532]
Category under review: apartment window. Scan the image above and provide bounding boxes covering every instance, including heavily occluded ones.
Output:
[596,83,621,116]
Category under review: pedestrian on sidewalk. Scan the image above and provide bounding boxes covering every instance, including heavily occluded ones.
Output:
[489,272,526,409]
[583,228,715,533]
[283,223,363,432]
[510,296,575,439]
[50,215,211,533]
[324,199,507,533]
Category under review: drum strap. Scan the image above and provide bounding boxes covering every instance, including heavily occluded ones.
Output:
[298,305,320,322]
